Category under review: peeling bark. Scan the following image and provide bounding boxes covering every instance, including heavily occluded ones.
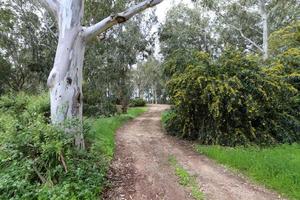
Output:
[39,0,164,149]
[47,0,85,149]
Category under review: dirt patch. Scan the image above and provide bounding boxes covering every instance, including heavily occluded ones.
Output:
[103,105,284,200]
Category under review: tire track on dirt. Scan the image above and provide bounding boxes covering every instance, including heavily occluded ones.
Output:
[103,104,284,200]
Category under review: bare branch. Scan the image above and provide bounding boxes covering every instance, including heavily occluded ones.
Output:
[228,24,264,52]
[32,166,46,184]
[38,0,59,18]
[83,0,164,40]
[59,153,68,173]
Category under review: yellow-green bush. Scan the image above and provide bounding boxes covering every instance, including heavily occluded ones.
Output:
[165,50,299,146]
[269,20,300,56]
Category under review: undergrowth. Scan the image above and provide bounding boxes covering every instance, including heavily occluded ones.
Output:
[0,92,147,200]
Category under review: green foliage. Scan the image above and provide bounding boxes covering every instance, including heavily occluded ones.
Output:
[196,144,300,199]
[129,98,146,107]
[0,93,147,199]
[160,3,215,57]
[83,89,117,117]
[161,110,183,136]
[0,93,106,199]
[163,50,209,79]
[269,21,300,56]
[164,50,299,146]
[0,1,56,93]
[133,57,166,103]
[0,56,11,94]
[266,33,300,118]
[267,48,300,91]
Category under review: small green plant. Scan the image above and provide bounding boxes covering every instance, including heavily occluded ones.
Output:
[168,155,204,200]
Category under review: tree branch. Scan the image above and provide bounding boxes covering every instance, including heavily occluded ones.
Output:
[83,0,163,40]
[228,24,264,52]
[38,0,59,18]
[32,166,46,184]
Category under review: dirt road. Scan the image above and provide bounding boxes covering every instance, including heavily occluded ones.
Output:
[103,104,284,200]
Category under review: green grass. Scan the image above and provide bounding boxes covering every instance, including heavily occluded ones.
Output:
[168,155,204,200]
[196,144,300,200]
[88,107,147,159]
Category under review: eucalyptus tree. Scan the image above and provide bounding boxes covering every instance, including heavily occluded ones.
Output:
[38,0,163,148]
[83,9,153,114]
[200,0,300,60]
[160,3,215,57]
[133,57,165,103]
[113,21,150,113]
[0,0,56,93]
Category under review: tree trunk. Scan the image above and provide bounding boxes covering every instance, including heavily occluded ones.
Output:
[154,88,157,104]
[39,0,164,149]
[260,0,269,61]
[137,83,141,98]
[47,0,85,149]
[119,67,128,114]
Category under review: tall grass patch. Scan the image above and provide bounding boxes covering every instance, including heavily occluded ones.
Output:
[196,144,300,199]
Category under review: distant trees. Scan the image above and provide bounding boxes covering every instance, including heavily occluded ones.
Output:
[160,3,216,57]
[132,57,165,104]
[0,0,56,93]
[200,0,299,60]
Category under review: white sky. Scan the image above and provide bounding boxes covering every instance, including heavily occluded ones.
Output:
[155,0,192,23]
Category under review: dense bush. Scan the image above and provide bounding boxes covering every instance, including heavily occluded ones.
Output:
[0,93,109,199]
[269,21,300,56]
[83,90,117,117]
[164,50,300,146]
[129,98,146,107]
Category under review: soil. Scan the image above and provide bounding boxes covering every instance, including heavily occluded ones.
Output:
[103,104,285,200]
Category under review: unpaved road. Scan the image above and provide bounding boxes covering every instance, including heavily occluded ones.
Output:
[103,104,284,200]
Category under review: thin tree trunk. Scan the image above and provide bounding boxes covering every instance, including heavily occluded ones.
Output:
[154,88,157,104]
[137,83,141,98]
[119,68,128,113]
[260,0,269,61]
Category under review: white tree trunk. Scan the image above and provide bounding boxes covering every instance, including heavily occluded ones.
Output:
[39,0,164,149]
[154,88,157,104]
[47,0,85,149]
[260,0,269,60]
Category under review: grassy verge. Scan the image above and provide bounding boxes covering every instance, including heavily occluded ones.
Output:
[87,107,147,160]
[168,155,204,200]
[196,144,300,200]
[85,107,147,197]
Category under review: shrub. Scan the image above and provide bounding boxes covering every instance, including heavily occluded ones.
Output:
[129,98,146,107]
[161,109,183,136]
[165,50,300,146]
[83,89,117,117]
[0,93,108,199]
[265,47,300,118]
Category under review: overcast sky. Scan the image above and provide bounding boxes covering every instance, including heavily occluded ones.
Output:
[154,0,192,23]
